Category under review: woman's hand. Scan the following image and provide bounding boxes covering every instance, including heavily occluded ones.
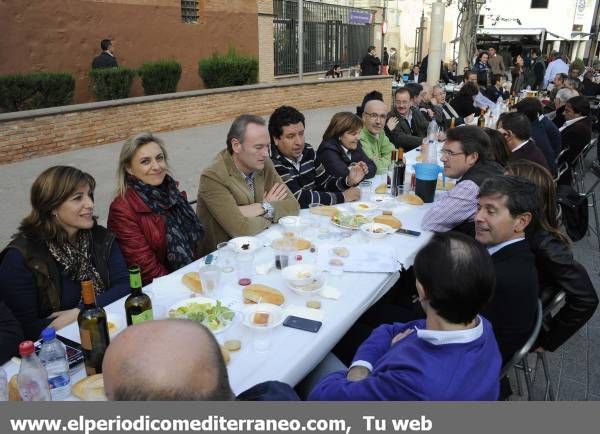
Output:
[347,366,370,382]
[47,308,80,331]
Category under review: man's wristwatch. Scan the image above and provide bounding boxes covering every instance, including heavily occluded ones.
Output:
[261,200,274,220]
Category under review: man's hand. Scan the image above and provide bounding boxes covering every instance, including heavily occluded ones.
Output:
[347,164,366,186]
[464,114,475,125]
[386,117,399,131]
[347,366,370,382]
[238,204,264,218]
[426,108,435,119]
[47,308,79,331]
[342,187,361,202]
[264,183,288,202]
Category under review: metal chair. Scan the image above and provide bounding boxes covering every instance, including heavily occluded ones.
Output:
[554,147,569,167]
[553,161,569,188]
[500,299,543,400]
[585,161,600,251]
[573,139,597,192]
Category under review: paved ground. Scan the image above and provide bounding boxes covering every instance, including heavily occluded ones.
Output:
[0,103,597,400]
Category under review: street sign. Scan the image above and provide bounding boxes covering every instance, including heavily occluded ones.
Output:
[349,10,372,25]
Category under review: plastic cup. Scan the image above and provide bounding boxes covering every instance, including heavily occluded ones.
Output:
[253,327,273,352]
[236,252,254,286]
[358,180,373,200]
[198,265,221,296]
[216,242,235,273]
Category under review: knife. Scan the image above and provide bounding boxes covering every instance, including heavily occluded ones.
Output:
[396,228,421,237]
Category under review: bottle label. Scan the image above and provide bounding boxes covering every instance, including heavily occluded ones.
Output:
[79,328,92,350]
[131,309,153,325]
[48,373,70,389]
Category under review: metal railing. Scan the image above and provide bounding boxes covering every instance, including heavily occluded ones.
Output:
[273,0,373,76]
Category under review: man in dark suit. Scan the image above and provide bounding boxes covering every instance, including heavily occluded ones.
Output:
[560,95,592,169]
[92,39,118,69]
[360,46,381,76]
[475,175,540,363]
[498,112,550,171]
[384,87,428,151]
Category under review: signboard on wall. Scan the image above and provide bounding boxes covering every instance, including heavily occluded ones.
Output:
[349,10,372,25]
[573,0,587,26]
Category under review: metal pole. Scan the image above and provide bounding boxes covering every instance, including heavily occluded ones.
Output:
[427,1,446,85]
[298,0,303,79]
[381,0,388,60]
[457,0,471,76]
[418,11,425,64]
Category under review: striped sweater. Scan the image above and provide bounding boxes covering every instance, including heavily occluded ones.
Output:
[271,144,349,208]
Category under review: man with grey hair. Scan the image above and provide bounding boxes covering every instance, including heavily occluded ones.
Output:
[196,114,299,255]
[549,87,579,128]
[544,51,569,88]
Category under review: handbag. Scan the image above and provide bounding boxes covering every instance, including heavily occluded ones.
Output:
[557,185,589,241]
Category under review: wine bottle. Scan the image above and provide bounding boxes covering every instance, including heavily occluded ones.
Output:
[77,281,110,376]
[391,149,406,197]
[449,117,456,129]
[387,149,398,187]
[124,266,153,326]
[477,109,485,128]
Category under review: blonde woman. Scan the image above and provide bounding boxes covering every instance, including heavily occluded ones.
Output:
[108,132,204,285]
[0,166,129,340]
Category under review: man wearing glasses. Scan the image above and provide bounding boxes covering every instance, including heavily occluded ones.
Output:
[421,126,503,235]
[384,88,428,152]
[359,99,396,174]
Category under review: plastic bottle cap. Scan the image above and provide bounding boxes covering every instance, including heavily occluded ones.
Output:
[18,341,35,357]
[41,327,56,342]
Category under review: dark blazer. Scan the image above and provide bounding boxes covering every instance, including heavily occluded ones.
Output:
[530,123,558,175]
[538,116,562,158]
[360,54,380,76]
[485,85,510,103]
[408,72,425,83]
[384,107,429,151]
[91,52,118,69]
[529,230,599,352]
[552,106,566,128]
[561,117,592,166]
[482,240,539,363]
[509,139,550,171]
[0,299,24,364]
[450,94,478,118]
[316,138,376,179]
[236,381,300,401]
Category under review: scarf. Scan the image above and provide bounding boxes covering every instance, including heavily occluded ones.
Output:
[47,230,105,295]
[128,174,204,271]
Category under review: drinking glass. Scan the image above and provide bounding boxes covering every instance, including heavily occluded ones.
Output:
[216,242,234,273]
[236,252,254,286]
[358,180,373,200]
[198,265,221,296]
[309,203,331,239]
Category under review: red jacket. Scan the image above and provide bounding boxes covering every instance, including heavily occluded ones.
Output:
[107,188,170,285]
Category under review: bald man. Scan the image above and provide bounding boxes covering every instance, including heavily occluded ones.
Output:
[359,99,395,174]
[103,319,298,401]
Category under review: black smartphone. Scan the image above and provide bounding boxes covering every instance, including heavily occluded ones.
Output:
[395,228,421,237]
[283,315,322,333]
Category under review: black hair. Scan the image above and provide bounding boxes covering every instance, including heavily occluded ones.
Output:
[101,39,112,51]
[445,125,490,162]
[368,45,376,52]
[268,106,305,145]
[403,83,423,98]
[483,127,510,166]
[514,97,543,122]
[565,95,591,116]
[413,232,496,324]
[478,175,540,223]
[492,74,506,84]
[531,47,541,57]
[457,82,479,98]
[497,111,531,141]
[478,51,489,60]
[357,91,384,117]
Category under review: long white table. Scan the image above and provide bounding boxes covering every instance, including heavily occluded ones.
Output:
[4,154,445,399]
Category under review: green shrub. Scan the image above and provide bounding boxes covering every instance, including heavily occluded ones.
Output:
[198,48,258,89]
[571,57,585,73]
[89,67,136,101]
[0,72,74,112]
[138,60,182,95]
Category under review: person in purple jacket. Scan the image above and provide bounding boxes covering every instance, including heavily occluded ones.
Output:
[309,231,501,401]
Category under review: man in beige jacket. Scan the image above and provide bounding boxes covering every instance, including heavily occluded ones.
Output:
[487,47,505,76]
[197,114,300,255]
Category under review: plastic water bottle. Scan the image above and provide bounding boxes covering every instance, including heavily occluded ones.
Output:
[0,366,7,401]
[39,328,70,400]
[17,341,51,401]
[424,119,439,163]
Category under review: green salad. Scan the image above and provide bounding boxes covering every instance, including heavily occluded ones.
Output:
[169,300,235,331]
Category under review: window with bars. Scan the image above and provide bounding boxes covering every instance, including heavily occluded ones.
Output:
[181,0,199,23]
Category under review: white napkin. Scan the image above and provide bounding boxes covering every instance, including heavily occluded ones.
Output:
[255,260,274,275]
[285,305,325,321]
[320,285,341,300]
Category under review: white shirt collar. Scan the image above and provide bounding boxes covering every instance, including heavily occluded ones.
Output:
[559,116,586,132]
[415,315,483,345]
[511,139,529,153]
[284,153,303,171]
[486,237,525,255]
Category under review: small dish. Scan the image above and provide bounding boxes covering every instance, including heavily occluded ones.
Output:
[360,222,395,239]
[282,264,324,290]
[242,303,285,329]
[351,202,378,213]
[229,236,262,254]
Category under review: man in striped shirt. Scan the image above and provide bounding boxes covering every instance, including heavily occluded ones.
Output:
[268,106,367,208]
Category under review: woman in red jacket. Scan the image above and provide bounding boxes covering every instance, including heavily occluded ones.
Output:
[108,132,204,284]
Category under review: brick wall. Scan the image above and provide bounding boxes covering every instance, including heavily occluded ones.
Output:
[257,0,275,83]
[0,77,392,165]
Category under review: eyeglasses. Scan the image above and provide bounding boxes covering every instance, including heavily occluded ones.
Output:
[363,112,387,121]
[441,149,465,158]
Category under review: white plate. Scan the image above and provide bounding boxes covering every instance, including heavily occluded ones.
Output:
[351,202,378,212]
[330,213,372,230]
[229,236,263,254]
[360,222,395,239]
[242,303,285,330]
[168,297,236,334]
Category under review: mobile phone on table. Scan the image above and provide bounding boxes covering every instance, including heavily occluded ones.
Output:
[283,316,322,333]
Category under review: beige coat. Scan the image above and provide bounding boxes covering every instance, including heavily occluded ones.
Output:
[196,149,299,255]
[488,54,505,76]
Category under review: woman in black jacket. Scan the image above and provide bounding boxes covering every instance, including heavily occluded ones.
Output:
[506,160,598,352]
[450,82,479,118]
[317,112,376,179]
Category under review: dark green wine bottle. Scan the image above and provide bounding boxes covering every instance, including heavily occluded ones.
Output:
[78,280,110,376]
[124,265,153,326]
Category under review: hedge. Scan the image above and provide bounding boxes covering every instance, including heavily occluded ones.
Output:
[89,67,136,101]
[198,48,258,89]
[138,60,182,95]
[0,72,74,112]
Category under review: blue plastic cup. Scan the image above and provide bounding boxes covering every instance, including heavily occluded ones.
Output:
[413,163,442,203]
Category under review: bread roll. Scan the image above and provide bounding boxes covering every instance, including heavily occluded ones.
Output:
[272,238,311,251]
[8,375,20,401]
[182,272,203,293]
[220,346,231,364]
[399,194,424,206]
[243,284,285,305]
[374,214,402,229]
[308,205,337,217]
[436,178,455,191]
[374,183,387,194]
[72,374,107,401]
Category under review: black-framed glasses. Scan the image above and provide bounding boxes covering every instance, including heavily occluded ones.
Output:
[363,112,387,121]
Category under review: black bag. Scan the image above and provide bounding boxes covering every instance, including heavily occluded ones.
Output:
[557,185,589,241]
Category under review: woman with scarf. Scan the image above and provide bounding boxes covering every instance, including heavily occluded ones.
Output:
[0,166,130,340]
[108,132,204,285]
